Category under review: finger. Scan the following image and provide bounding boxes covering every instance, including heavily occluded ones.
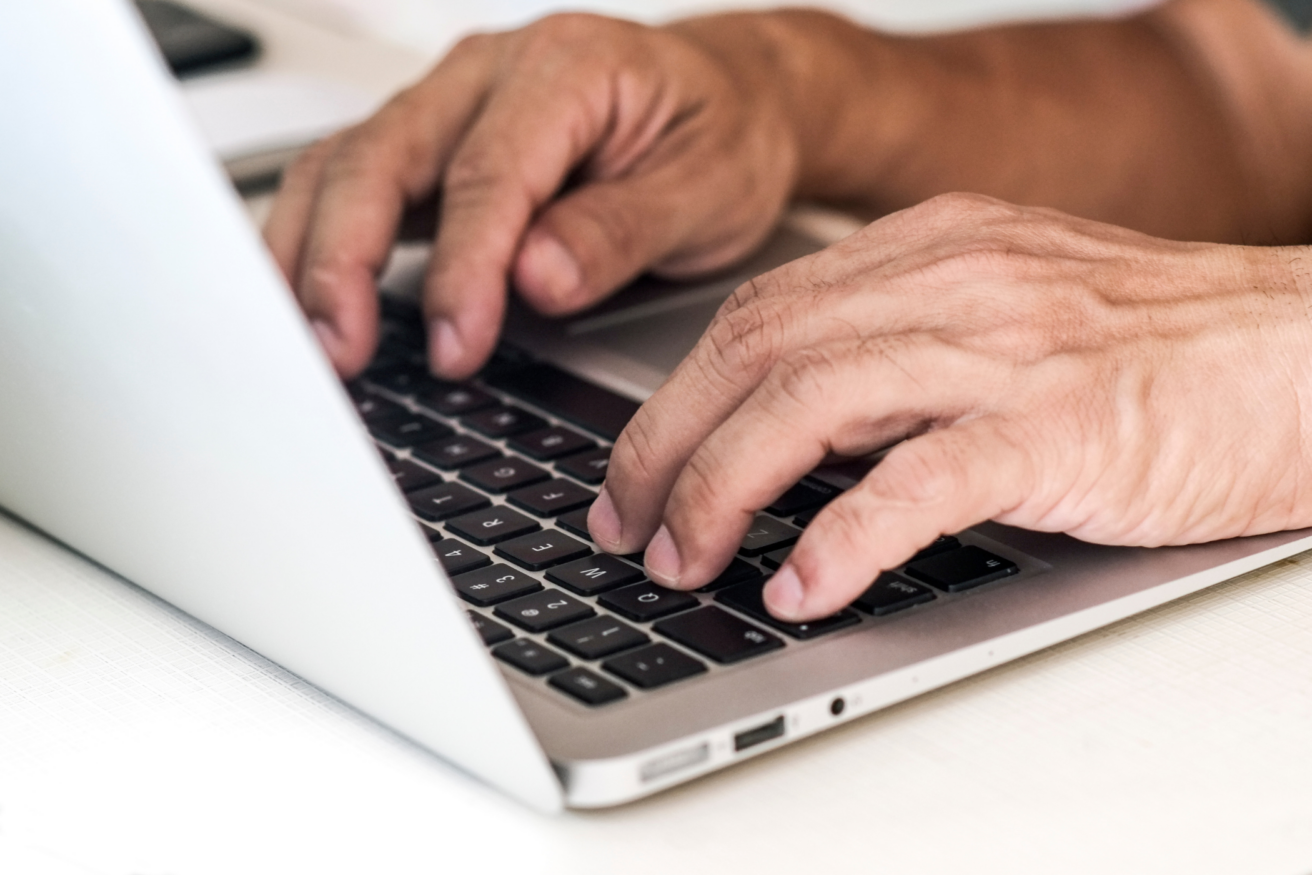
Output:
[293,39,499,376]
[513,148,775,316]
[645,337,999,589]
[263,133,341,285]
[421,57,654,378]
[763,418,1035,621]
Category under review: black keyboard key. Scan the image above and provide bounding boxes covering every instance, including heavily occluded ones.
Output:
[555,506,594,541]
[495,589,596,632]
[548,616,649,659]
[761,547,792,570]
[492,638,569,676]
[599,581,699,623]
[716,580,859,640]
[460,457,551,493]
[407,482,490,522]
[549,667,628,706]
[468,611,514,645]
[554,447,611,484]
[483,362,640,442]
[506,479,596,518]
[414,382,497,417]
[450,564,541,606]
[367,363,429,394]
[353,393,407,424]
[654,606,783,664]
[446,506,540,546]
[385,456,443,493]
[852,573,936,616]
[904,545,1018,592]
[361,350,411,376]
[602,643,706,689]
[368,412,453,448]
[696,557,764,593]
[462,405,547,439]
[431,538,491,576]
[495,531,591,571]
[766,479,840,516]
[910,536,962,562]
[508,425,596,461]
[546,554,644,596]
[793,509,820,528]
[738,515,802,558]
[413,434,501,470]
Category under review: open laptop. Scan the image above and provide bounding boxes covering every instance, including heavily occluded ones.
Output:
[4,0,1311,813]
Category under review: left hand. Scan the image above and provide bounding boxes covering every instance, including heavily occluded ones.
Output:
[587,193,1312,620]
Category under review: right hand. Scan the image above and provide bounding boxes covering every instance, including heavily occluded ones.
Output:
[263,13,800,379]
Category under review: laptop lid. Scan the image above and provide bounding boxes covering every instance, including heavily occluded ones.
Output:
[0,0,562,812]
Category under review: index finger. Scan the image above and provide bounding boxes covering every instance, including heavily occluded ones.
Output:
[419,37,661,378]
[286,37,499,376]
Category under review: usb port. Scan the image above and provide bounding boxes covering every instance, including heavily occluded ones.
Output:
[733,715,785,752]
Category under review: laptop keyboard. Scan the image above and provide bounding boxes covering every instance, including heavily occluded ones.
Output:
[350,303,1023,709]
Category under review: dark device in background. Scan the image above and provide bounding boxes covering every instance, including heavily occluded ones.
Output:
[135,0,259,76]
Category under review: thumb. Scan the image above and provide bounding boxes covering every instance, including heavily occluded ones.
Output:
[513,168,770,315]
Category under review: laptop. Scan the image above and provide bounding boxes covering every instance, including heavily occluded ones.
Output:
[3,0,1310,813]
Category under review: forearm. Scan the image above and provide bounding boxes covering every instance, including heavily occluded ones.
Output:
[673,0,1312,244]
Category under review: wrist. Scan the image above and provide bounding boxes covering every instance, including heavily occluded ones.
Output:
[666,11,913,206]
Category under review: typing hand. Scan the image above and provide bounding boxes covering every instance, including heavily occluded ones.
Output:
[589,193,1312,620]
[263,13,799,379]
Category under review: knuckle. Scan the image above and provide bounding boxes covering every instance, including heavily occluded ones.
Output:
[675,448,724,515]
[318,125,392,186]
[442,148,510,205]
[283,134,339,186]
[767,345,844,413]
[703,292,788,379]
[448,30,495,59]
[916,191,1011,224]
[610,410,665,491]
[717,269,788,317]
[522,12,615,54]
[717,278,762,319]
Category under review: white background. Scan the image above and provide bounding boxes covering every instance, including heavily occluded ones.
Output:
[250,0,1157,54]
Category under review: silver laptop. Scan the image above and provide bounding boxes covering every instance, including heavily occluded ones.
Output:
[4,0,1310,813]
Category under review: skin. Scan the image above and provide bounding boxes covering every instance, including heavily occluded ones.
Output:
[590,194,1312,618]
[265,0,1312,619]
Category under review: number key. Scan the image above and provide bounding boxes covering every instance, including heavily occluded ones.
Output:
[460,457,551,493]
[450,564,541,607]
[430,538,491,577]
[495,589,596,632]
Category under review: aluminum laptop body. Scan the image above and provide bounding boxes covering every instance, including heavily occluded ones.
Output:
[3,0,1310,812]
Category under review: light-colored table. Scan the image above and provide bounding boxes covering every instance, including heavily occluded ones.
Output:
[4,3,1312,874]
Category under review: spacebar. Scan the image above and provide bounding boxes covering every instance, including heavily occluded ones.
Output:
[482,362,640,442]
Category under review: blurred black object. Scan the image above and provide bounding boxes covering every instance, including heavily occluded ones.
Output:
[135,0,259,76]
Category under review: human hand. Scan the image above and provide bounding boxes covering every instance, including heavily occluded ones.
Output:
[588,193,1312,620]
[263,13,799,379]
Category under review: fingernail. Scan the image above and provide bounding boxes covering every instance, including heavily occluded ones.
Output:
[588,487,622,551]
[429,319,465,376]
[645,525,681,587]
[764,565,805,619]
[524,233,582,305]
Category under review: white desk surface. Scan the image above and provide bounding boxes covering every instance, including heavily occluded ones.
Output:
[5,3,1312,874]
